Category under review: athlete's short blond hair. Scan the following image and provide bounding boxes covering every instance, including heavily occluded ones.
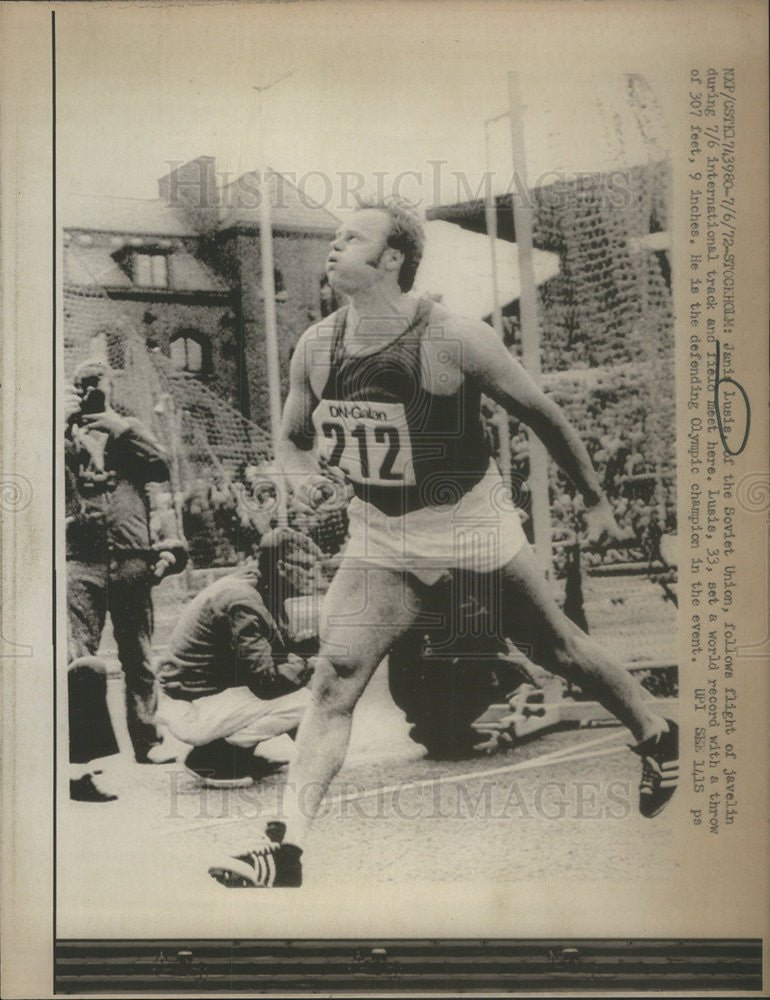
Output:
[356,196,425,292]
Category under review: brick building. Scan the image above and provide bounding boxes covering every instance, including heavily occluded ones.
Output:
[63,156,339,426]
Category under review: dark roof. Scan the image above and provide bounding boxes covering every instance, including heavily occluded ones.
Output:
[64,240,229,294]
[170,250,229,293]
[219,169,340,234]
[63,194,196,237]
[63,169,340,240]
[65,242,133,288]
[426,194,518,242]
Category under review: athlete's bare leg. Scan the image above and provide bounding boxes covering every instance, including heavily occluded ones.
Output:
[281,563,424,849]
[498,542,665,744]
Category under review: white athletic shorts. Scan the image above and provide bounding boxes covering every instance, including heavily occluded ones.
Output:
[343,461,526,586]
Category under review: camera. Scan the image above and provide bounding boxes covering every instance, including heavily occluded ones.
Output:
[78,378,106,415]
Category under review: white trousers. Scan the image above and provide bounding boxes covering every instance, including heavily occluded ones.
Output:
[155,685,311,749]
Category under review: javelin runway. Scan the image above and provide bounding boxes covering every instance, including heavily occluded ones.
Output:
[58,656,676,920]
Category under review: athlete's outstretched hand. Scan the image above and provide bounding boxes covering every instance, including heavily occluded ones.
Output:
[584,496,634,548]
[496,638,559,689]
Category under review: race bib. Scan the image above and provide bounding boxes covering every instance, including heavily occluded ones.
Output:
[312,399,416,486]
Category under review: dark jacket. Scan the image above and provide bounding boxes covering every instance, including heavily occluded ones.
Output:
[155,570,300,701]
[65,417,170,559]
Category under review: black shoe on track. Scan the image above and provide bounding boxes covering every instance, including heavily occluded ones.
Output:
[70,771,118,803]
[184,739,257,788]
[631,719,679,818]
[208,822,302,888]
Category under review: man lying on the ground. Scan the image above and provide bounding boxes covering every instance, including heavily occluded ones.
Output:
[154,529,323,787]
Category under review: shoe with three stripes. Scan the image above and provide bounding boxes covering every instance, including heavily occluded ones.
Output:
[208,821,302,887]
[631,719,679,818]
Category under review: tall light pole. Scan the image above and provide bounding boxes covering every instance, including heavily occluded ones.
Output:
[481,93,554,575]
[507,71,553,576]
[253,72,292,451]
[253,71,292,523]
[484,111,513,488]
[484,110,510,340]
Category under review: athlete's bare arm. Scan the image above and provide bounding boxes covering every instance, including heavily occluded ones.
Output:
[454,316,626,542]
[277,326,330,511]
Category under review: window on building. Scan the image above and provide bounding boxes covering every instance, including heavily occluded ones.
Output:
[133,252,169,287]
[89,330,125,370]
[89,332,109,365]
[169,331,209,375]
[111,242,172,287]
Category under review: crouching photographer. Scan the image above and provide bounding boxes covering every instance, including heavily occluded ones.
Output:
[154,529,323,787]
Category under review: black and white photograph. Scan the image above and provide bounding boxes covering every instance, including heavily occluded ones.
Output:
[1,1,768,995]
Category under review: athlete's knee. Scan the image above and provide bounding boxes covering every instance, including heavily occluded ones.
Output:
[308,655,362,714]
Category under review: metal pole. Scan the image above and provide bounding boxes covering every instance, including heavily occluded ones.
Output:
[483,114,512,488]
[253,73,292,525]
[484,113,509,339]
[154,392,192,590]
[171,401,194,590]
[507,72,553,576]
[254,87,283,455]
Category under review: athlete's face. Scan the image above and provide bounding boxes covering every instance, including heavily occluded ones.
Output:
[326,210,396,294]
